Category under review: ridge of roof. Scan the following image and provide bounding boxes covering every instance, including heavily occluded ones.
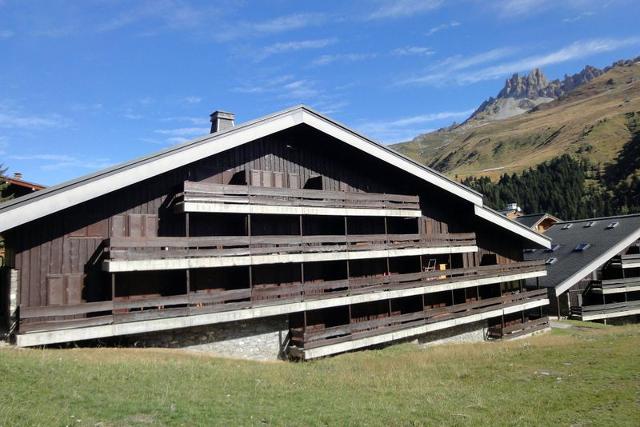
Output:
[0,104,305,212]
[553,212,640,225]
[0,105,481,215]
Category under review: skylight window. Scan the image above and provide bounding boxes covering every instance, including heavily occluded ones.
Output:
[546,243,560,252]
[584,221,597,228]
[574,243,591,252]
[561,224,573,230]
[545,257,557,265]
[606,221,619,229]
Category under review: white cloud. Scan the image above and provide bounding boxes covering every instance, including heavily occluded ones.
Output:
[97,1,212,33]
[154,127,209,137]
[153,126,210,145]
[280,80,320,99]
[401,47,516,85]
[183,96,202,104]
[251,13,325,33]
[392,46,435,56]
[232,74,296,94]
[357,109,474,143]
[460,37,640,83]
[426,21,460,36]
[367,0,442,20]
[497,0,554,17]
[401,37,640,86]
[161,116,210,125]
[256,38,337,61]
[0,111,70,129]
[214,13,326,42]
[8,153,112,171]
[563,11,595,23]
[312,52,377,66]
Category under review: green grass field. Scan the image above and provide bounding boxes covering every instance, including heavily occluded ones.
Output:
[1,322,638,426]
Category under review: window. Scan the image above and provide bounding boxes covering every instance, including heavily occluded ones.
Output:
[606,221,619,229]
[561,223,573,230]
[546,243,560,252]
[545,257,557,265]
[584,221,597,228]
[574,243,591,252]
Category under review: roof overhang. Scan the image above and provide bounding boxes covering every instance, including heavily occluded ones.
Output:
[0,106,484,233]
[0,105,547,249]
[554,226,640,296]
[474,205,552,249]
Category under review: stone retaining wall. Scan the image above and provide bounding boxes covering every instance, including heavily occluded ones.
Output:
[416,320,488,346]
[123,315,289,361]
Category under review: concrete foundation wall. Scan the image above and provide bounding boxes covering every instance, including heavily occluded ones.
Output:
[416,320,488,346]
[123,315,289,361]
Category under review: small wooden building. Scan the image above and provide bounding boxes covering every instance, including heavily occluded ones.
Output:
[515,213,561,234]
[0,106,551,359]
[525,214,640,323]
[1,173,45,200]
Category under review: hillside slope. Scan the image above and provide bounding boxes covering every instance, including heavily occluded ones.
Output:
[393,60,640,181]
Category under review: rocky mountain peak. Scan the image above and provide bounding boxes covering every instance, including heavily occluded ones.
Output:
[464,64,606,126]
[497,68,555,99]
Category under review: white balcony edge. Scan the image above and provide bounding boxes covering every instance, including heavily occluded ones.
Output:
[103,245,479,272]
[16,269,546,347]
[302,298,549,359]
[179,201,423,218]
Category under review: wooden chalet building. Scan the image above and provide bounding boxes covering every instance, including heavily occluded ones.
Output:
[525,214,640,323]
[0,106,551,360]
[515,213,560,234]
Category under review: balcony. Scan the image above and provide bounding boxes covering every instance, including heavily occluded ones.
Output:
[570,299,640,321]
[288,289,549,359]
[174,181,422,218]
[610,254,640,269]
[16,260,546,345]
[589,277,640,294]
[102,233,478,272]
[487,317,549,340]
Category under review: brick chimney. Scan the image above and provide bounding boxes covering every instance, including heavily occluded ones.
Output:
[210,111,235,133]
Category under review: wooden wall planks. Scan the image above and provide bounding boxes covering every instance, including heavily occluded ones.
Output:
[6,124,513,309]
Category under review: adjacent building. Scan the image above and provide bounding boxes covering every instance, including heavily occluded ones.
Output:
[0,106,551,359]
[515,213,560,233]
[525,214,640,323]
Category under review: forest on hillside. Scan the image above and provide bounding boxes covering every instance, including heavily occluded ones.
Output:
[462,147,640,220]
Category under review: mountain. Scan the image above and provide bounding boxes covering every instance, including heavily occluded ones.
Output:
[465,66,603,124]
[392,57,640,181]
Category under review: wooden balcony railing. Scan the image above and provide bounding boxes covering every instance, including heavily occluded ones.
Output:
[290,288,548,349]
[570,299,640,320]
[18,260,545,335]
[589,277,640,294]
[487,317,549,340]
[610,254,640,269]
[102,232,477,271]
[175,181,422,216]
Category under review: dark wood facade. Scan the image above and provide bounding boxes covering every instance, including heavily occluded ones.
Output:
[1,121,549,357]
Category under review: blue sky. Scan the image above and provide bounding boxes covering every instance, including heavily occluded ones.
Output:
[0,0,638,185]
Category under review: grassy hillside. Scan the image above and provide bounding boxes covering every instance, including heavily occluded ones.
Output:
[393,62,640,181]
[1,322,639,426]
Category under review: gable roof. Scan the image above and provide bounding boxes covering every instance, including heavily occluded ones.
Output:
[1,175,46,191]
[515,213,560,230]
[0,105,549,248]
[524,214,640,295]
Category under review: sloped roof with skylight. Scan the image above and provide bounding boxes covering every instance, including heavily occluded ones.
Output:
[524,214,640,295]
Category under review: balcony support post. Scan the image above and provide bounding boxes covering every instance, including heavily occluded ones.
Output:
[185,212,190,298]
